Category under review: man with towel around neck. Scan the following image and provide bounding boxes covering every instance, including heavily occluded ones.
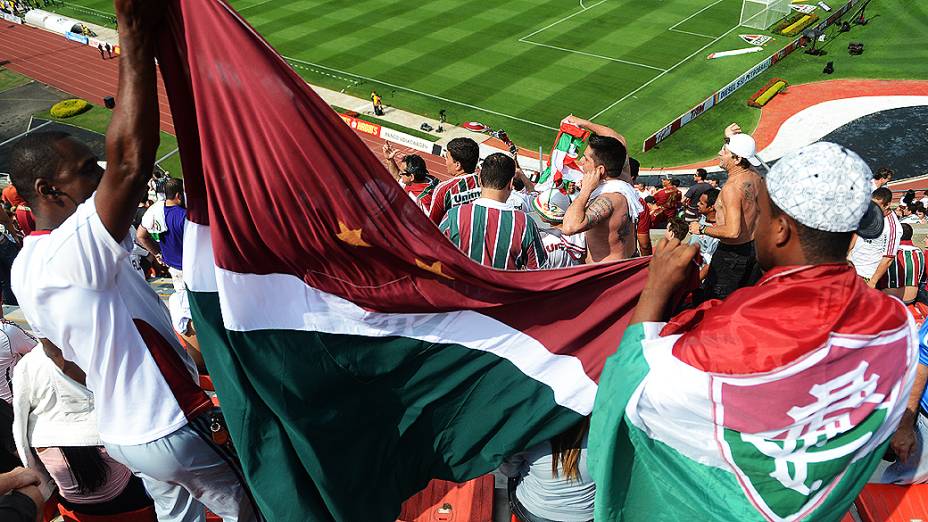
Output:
[561,116,643,263]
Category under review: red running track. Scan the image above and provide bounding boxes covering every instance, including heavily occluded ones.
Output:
[0,21,175,134]
[0,21,457,179]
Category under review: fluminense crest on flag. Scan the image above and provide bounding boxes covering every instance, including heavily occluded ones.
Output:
[536,120,590,192]
[590,265,918,522]
[716,331,905,521]
[740,34,773,46]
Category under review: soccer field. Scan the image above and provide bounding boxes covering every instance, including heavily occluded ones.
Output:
[54,0,850,158]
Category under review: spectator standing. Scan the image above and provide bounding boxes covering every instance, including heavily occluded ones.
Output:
[97,43,105,60]
[687,125,764,302]
[137,178,203,372]
[529,189,586,268]
[8,1,258,519]
[560,116,642,263]
[382,145,438,213]
[849,187,902,287]
[873,167,893,190]
[689,188,721,284]
[0,210,21,306]
[682,168,712,223]
[502,419,595,522]
[706,176,719,189]
[428,137,481,224]
[371,90,384,116]
[881,223,925,304]
[440,153,547,270]
[616,143,912,513]
[650,175,681,228]
[920,190,928,208]
[629,159,652,257]
[105,42,113,58]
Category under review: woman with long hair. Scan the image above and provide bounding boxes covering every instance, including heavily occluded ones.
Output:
[12,343,155,520]
[502,418,595,522]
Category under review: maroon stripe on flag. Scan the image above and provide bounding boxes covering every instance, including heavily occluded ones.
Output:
[667,264,910,374]
[155,0,653,381]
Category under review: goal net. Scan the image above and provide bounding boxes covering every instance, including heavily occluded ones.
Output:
[740,0,790,30]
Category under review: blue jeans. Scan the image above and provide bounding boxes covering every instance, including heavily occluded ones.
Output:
[872,411,928,484]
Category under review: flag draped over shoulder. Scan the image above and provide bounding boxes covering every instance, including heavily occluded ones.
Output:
[536,120,589,191]
[156,1,648,520]
[589,265,918,522]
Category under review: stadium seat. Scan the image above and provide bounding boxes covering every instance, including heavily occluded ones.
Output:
[855,484,928,522]
[396,476,494,522]
[907,302,928,327]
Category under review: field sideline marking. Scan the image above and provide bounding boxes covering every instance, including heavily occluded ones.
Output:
[283,56,557,130]
[518,40,667,72]
[520,0,607,41]
[237,0,275,13]
[518,0,667,73]
[669,28,716,38]
[589,19,745,120]
[669,0,725,30]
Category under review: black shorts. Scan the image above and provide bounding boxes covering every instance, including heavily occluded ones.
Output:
[697,241,760,303]
[0,491,37,522]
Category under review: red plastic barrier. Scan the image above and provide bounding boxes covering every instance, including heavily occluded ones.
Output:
[855,484,928,522]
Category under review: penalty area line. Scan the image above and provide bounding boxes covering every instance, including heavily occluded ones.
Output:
[589,20,745,120]
[283,56,557,131]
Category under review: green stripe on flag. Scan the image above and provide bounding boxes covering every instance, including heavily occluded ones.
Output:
[189,290,585,521]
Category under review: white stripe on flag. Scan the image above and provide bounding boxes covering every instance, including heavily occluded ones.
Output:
[184,221,598,415]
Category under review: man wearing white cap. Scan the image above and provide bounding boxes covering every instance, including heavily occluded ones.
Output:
[593,141,917,521]
[530,189,586,268]
[688,123,764,302]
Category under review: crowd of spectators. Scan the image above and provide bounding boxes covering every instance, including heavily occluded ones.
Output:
[0,3,924,521]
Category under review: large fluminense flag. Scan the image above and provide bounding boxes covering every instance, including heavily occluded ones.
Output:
[156,1,648,520]
[590,265,918,522]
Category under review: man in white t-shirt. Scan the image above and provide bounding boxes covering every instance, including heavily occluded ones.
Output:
[849,187,902,286]
[530,189,586,268]
[7,2,257,521]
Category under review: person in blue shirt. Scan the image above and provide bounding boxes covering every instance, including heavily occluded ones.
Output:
[137,179,204,372]
[873,319,928,483]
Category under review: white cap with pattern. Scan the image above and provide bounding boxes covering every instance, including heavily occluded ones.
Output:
[766,142,873,233]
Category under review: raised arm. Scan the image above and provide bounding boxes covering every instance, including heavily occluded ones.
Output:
[381,143,403,182]
[95,0,163,241]
[564,115,626,146]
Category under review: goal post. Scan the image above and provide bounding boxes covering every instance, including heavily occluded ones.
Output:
[740,0,790,29]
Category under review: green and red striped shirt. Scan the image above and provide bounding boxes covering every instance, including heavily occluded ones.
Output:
[427,173,481,224]
[885,241,926,289]
[439,198,548,270]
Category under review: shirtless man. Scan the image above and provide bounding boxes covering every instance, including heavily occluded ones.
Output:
[689,123,764,302]
[561,116,642,263]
